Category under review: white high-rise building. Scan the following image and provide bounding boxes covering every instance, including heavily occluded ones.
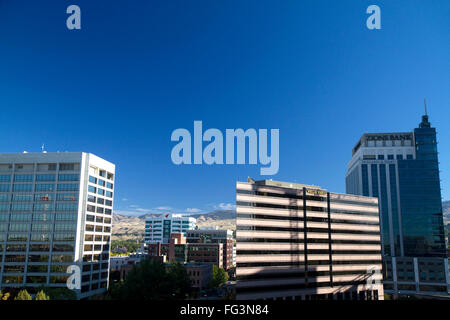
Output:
[0,152,115,299]
[144,214,196,244]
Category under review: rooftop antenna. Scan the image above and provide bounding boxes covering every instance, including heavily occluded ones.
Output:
[419,99,431,128]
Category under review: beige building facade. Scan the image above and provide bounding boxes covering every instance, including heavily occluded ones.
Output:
[236,179,384,300]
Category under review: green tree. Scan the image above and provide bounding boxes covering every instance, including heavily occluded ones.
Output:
[108,260,192,300]
[14,289,32,300]
[35,290,50,300]
[166,262,193,300]
[208,265,229,289]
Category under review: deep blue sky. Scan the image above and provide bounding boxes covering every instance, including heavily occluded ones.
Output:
[0,1,449,216]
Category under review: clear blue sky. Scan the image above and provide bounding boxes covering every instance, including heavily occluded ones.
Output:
[0,0,449,216]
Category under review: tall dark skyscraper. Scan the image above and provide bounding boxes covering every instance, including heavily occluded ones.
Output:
[346,112,449,297]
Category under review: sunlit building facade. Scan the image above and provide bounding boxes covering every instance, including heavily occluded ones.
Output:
[236,179,384,300]
[346,114,449,297]
[0,152,115,299]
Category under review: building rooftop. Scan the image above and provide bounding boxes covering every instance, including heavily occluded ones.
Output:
[242,178,377,202]
[247,177,321,191]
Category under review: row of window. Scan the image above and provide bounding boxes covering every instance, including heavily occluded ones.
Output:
[81,281,108,293]
[236,201,379,217]
[85,224,111,233]
[363,154,414,160]
[0,193,78,202]
[83,253,109,262]
[88,185,113,198]
[84,234,110,242]
[90,166,113,181]
[0,233,75,242]
[2,275,74,285]
[0,213,77,222]
[0,183,79,192]
[236,213,379,226]
[86,214,111,224]
[86,204,112,215]
[2,254,74,263]
[83,244,110,252]
[89,176,113,190]
[2,265,79,274]
[87,195,112,207]
[0,223,76,233]
[1,243,74,253]
[0,203,78,211]
[1,174,80,182]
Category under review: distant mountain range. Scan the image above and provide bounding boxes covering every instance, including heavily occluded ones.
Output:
[112,210,236,241]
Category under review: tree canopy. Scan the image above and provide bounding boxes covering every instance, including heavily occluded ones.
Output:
[14,289,32,300]
[208,265,229,289]
[109,260,192,300]
[35,290,50,300]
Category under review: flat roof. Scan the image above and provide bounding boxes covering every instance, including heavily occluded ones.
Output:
[248,178,321,190]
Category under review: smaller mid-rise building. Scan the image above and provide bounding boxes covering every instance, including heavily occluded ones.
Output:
[109,253,147,271]
[147,233,224,268]
[186,228,234,270]
[144,214,196,244]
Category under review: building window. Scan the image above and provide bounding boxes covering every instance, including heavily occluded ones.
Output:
[13,184,33,192]
[36,174,56,182]
[14,174,33,182]
[59,163,75,171]
[35,184,55,192]
[57,183,79,191]
[58,174,80,181]
[0,175,11,182]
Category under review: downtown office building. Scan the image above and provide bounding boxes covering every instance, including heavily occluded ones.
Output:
[236,179,384,300]
[0,152,115,299]
[144,213,196,244]
[346,114,450,297]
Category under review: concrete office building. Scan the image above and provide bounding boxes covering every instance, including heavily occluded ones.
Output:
[144,214,196,244]
[236,179,384,300]
[346,113,450,297]
[186,228,234,270]
[0,152,115,299]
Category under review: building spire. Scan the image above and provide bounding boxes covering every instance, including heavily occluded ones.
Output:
[419,99,431,128]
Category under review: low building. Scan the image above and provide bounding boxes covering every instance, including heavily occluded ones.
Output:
[110,253,147,282]
[186,229,234,270]
[110,253,147,271]
[147,233,223,268]
[185,263,213,290]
